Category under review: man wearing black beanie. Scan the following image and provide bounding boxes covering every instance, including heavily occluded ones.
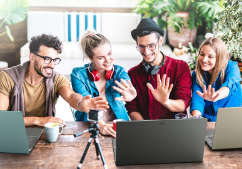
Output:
[126,18,192,120]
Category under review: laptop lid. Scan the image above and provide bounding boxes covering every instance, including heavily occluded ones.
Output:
[0,111,43,154]
[114,118,207,166]
[211,107,242,150]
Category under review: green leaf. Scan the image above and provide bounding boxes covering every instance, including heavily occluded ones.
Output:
[153,0,175,13]
[133,0,222,39]
[187,12,195,30]
[168,13,184,33]
[184,0,192,11]
[157,18,167,30]
[196,1,222,20]
[5,25,14,41]
[214,0,242,60]
[0,0,29,25]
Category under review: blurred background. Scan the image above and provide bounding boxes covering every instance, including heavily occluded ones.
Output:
[0,0,241,120]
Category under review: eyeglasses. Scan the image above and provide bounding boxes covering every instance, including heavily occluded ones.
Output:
[136,41,159,52]
[33,53,61,65]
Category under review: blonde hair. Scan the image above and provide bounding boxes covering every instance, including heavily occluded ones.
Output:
[195,37,229,87]
[80,30,110,59]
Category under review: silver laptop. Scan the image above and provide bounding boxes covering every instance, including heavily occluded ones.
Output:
[205,107,242,150]
[0,111,43,154]
[112,118,207,166]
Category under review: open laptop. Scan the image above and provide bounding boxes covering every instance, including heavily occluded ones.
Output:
[112,118,207,166]
[205,107,242,150]
[0,111,43,154]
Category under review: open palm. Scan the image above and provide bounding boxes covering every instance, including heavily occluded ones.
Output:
[113,79,137,102]
[79,95,109,113]
[197,85,219,102]
[147,74,173,105]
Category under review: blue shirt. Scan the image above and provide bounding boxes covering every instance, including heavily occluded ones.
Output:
[70,64,130,121]
[190,60,241,122]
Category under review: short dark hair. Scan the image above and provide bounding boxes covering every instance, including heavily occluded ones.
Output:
[29,34,63,54]
[135,30,161,41]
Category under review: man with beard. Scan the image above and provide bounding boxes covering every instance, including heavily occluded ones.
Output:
[0,34,108,126]
[126,18,192,120]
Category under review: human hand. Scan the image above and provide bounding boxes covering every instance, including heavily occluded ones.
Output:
[113,79,137,102]
[36,117,65,127]
[98,121,116,138]
[147,74,173,105]
[196,85,219,102]
[79,95,109,113]
[191,115,203,119]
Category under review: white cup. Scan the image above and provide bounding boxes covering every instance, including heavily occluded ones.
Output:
[44,123,63,142]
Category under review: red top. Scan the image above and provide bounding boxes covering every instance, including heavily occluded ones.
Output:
[126,56,192,119]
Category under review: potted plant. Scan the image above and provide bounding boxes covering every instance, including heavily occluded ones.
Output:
[0,0,29,41]
[187,42,198,70]
[133,0,223,48]
[214,0,242,72]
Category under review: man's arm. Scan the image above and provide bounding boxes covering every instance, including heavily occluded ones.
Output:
[0,92,9,110]
[147,74,186,112]
[58,85,109,113]
[0,92,65,126]
[129,111,143,120]
[162,99,185,112]
[24,116,65,126]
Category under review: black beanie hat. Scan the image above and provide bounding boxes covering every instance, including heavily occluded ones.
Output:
[131,18,164,40]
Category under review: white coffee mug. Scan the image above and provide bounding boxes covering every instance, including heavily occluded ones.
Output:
[44,123,63,142]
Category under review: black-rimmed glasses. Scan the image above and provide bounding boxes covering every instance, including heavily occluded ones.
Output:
[33,53,61,65]
[136,41,159,52]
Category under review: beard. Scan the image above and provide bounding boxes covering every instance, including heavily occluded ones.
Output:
[146,56,156,64]
[142,51,157,65]
[34,60,53,79]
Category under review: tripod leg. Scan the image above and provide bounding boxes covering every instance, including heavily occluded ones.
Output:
[77,138,93,169]
[95,138,108,169]
[94,139,100,160]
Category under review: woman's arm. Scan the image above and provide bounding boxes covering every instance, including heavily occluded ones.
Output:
[196,61,240,102]
[190,71,205,116]
[191,110,202,116]
[98,120,116,138]
[196,85,229,102]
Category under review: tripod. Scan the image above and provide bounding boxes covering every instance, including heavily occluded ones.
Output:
[74,122,108,169]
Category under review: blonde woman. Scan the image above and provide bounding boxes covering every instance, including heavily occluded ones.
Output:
[191,37,241,122]
[70,31,137,137]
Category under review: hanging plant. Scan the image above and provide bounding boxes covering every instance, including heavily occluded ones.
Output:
[214,0,242,62]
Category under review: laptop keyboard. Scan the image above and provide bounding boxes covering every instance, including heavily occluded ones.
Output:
[27,136,38,148]
[208,136,214,142]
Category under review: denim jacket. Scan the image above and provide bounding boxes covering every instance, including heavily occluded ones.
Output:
[70,63,130,121]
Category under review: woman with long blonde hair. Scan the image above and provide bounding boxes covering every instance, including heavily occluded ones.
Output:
[190,37,241,122]
[71,31,137,137]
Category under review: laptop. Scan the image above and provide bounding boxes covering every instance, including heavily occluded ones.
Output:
[112,118,207,166]
[0,111,43,154]
[205,107,242,150]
